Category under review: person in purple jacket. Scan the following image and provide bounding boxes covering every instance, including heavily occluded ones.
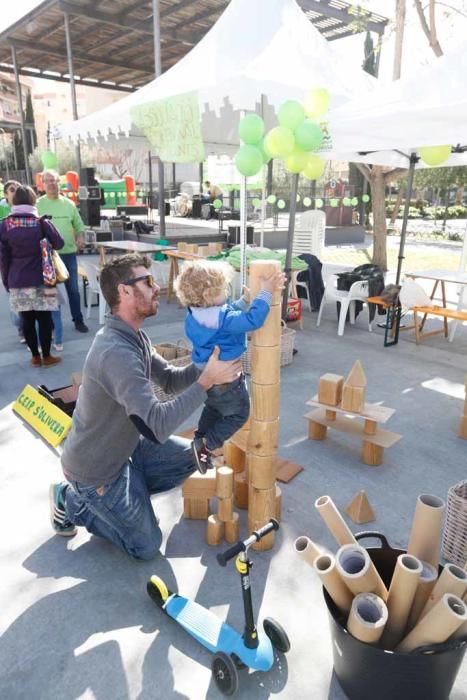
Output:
[174,260,285,472]
[0,185,64,367]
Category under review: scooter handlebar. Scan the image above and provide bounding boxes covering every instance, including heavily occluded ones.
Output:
[216,518,280,567]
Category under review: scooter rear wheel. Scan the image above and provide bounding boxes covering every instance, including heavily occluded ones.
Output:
[211,652,239,696]
[263,617,291,653]
[147,575,171,609]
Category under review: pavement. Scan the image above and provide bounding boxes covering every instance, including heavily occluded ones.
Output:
[1,249,467,700]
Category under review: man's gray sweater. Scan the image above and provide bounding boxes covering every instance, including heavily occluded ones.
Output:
[61,315,206,486]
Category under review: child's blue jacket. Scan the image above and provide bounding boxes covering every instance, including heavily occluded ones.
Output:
[185,291,272,365]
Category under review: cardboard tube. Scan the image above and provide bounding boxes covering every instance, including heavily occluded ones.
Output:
[336,544,388,601]
[251,381,280,421]
[397,594,467,652]
[347,593,388,645]
[251,345,280,385]
[315,495,357,546]
[419,563,467,620]
[248,419,279,457]
[452,619,467,640]
[294,536,323,567]
[407,494,445,569]
[224,512,240,543]
[249,259,282,304]
[254,304,282,347]
[407,560,438,631]
[314,553,353,613]
[248,454,276,489]
[380,554,423,650]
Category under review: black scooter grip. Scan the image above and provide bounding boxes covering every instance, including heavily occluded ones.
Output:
[217,541,245,567]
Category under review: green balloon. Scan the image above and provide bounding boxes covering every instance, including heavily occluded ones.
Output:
[419,145,451,167]
[330,198,338,207]
[302,154,325,181]
[277,199,286,210]
[234,199,241,210]
[264,126,295,158]
[362,194,370,203]
[303,196,311,207]
[267,194,277,204]
[278,100,305,131]
[343,197,352,206]
[235,144,263,177]
[260,139,272,164]
[351,197,359,206]
[213,198,223,209]
[315,198,324,208]
[41,150,58,169]
[238,114,264,145]
[252,197,262,208]
[294,119,324,151]
[285,146,309,174]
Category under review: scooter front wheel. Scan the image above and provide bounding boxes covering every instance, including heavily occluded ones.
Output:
[211,652,239,696]
[147,575,171,609]
[263,617,291,653]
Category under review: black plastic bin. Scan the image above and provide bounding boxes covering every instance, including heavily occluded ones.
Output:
[324,532,467,700]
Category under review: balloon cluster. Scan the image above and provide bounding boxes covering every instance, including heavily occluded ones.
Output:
[234,88,329,181]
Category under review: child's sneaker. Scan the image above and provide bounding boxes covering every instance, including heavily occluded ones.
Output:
[49,483,77,536]
[191,437,213,474]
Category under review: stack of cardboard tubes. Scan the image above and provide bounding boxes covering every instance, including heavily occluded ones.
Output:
[295,494,467,651]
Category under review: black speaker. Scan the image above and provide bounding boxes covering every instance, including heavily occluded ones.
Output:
[80,199,100,227]
[227,225,254,246]
[191,197,202,218]
[80,167,97,186]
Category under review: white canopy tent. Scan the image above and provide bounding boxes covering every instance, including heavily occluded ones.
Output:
[58,0,375,152]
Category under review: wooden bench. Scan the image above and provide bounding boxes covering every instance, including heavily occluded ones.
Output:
[412,305,467,344]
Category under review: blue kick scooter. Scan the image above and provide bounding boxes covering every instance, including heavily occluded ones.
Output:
[147,518,290,696]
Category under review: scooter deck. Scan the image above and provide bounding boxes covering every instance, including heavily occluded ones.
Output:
[165,594,274,671]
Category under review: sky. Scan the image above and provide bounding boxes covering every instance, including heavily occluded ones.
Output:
[1,0,467,88]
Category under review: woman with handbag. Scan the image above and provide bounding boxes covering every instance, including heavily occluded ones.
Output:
[0,185,65,367]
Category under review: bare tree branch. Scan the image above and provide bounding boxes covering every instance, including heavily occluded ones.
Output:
[413,0,443,56]
[384,167,409,183]
[355,163,371,180]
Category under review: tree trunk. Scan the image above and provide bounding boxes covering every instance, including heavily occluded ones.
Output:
[390,187,405,224]
[370,166,388,270]
[393,0,406,80]
[455,184,464,206]
[414,0,443,56]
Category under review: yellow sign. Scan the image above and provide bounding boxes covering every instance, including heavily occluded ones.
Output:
[13,385,72,448]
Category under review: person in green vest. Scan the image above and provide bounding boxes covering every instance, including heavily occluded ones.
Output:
[37,169,88,333]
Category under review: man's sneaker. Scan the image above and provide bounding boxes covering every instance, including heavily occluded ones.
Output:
[191,437,213,474]
[49,483,77,537]
[74,321,89,333]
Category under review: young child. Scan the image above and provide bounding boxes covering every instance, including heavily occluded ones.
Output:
[174,260,284,472]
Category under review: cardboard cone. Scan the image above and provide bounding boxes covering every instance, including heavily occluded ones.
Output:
[294,536,323,567]
[345,490,375,524]
[347,593,388,645]
[380,554,423,650]
[314,553,354,613]
[397,594,467,652]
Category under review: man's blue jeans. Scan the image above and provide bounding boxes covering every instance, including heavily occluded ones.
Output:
[64,435,195,559]
[60,253,84,324]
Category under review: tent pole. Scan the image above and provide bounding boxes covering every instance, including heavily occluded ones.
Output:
[152,0,165,236]
[148,151,154,218]
[240,174,247,288]
[260,164,266,247]
[63,12,81,176]
[395,152,418,285]
[10,46,31,185]
[281,173,299,320]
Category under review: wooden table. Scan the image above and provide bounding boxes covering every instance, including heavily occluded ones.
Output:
[405,270,467,341]
[97,240,175,265]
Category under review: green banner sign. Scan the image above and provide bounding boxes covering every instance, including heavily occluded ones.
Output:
[131,92,205,163]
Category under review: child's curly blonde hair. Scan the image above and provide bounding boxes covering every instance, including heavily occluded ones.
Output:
[174,260,235,307]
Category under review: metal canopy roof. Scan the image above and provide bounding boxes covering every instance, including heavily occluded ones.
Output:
[0,0,388,93]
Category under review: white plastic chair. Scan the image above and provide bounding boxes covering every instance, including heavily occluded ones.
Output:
[80,259,107,324]
[290,210,326,312]
[316,274,372,336]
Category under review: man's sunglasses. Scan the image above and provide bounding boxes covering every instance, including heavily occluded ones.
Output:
[122,274,155,288]
[6,187,16,193]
